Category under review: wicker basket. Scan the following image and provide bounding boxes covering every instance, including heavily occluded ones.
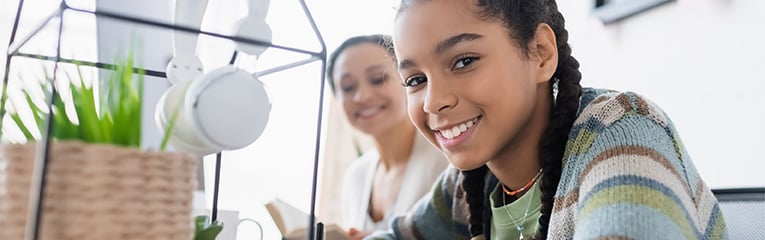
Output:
[0,141,197,240]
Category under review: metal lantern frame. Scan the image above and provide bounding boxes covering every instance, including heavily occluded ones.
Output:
[1,0,329,239]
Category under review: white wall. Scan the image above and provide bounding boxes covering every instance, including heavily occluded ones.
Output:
[557,0,765,188]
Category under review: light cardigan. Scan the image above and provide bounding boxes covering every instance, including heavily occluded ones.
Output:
[340,133,449,231]
[367,88,728,239]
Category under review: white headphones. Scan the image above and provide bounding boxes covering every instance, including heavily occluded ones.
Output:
[156,0,272,156]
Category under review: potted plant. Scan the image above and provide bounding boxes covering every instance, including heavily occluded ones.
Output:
[0,52,200,240]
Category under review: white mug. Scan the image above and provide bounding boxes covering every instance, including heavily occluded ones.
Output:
[195,209,264,240]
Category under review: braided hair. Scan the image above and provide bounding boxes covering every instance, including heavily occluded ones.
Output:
[326,34,395,94]
[397,0,583,238]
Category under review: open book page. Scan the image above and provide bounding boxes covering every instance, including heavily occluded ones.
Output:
[281,223,348,240]
[265,198,349,240]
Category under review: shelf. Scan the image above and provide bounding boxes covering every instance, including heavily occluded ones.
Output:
[1,0,329,239]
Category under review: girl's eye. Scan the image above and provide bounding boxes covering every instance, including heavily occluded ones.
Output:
[453,55,479,70]
[403,75,427,87]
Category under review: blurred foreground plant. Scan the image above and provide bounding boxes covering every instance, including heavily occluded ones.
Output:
[0,51,144,147]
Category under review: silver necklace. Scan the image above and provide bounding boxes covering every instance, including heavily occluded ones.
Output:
[500,172,541,240]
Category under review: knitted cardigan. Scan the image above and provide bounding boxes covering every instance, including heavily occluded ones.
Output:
[366,88,728,240]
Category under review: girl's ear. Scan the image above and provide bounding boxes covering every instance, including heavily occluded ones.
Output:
[530,23,558,84]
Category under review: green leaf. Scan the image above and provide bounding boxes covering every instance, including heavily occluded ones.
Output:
[194,224,223,240]
[100,111,114,143]
[72,65,110,144]
[0,88,8,136]
[51,90,76,139]
[77,65,104,143]
[69,82,88,142]
[131,62,144,147]
[7,92,35,141]
[17,75,47,134]
[193,215,224,240]
[100,67,117,119]
[23,93,45,134]
[9,112,34,141]
[159,95,182,151]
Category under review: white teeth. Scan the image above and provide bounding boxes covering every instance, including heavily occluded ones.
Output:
[439,118,477,139]
[451,127,461,138]
[443,130,454,139]
[358,107,381,118]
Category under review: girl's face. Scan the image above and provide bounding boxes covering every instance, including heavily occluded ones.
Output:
[394,0,555,170]
[332,43,409,137]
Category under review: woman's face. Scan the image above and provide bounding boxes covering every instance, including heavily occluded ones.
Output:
[393,1,552,170]
[332,43,409,137]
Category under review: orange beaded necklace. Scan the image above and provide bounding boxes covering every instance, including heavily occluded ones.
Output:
[501,169,543,196]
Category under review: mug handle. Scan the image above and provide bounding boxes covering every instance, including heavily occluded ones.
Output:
[236,218,264,240]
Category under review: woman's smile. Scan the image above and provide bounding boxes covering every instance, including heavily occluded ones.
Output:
[356,104,387,120]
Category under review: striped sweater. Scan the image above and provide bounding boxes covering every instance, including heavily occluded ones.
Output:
[367,88,728,239]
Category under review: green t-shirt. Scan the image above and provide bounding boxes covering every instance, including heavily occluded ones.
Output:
[489,179,541,240]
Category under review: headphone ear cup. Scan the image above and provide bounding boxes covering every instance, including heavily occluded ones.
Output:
[234,18,271,56]
[185,66,271,150]
[156,79,219,155]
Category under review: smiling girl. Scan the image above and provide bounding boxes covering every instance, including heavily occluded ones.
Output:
[367,0,728,239]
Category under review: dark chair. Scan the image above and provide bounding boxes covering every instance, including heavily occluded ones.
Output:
[712,187,765,239]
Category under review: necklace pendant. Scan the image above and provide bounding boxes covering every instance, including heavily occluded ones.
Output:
[517,226,524,239]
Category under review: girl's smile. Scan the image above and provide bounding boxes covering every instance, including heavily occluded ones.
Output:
[432,116,481,149]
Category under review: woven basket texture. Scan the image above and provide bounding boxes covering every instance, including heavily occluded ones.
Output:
[0,141,197,240]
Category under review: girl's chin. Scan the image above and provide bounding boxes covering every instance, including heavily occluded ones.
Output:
[448,157,488,171]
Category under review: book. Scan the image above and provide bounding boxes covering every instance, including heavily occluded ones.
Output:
[265,198,349,240]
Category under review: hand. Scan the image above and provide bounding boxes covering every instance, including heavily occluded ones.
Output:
[348,227,372,240]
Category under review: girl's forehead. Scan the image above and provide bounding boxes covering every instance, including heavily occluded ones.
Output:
[395,2,477,37]
[393,1,501,58]
[397,0,477,19]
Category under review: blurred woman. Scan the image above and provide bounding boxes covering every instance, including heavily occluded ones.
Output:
[327,34,449,239]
